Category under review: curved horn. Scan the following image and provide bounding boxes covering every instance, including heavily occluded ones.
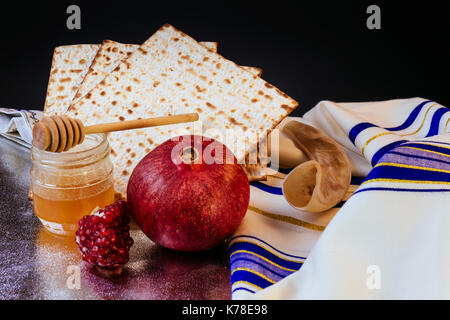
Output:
[281,120,351,213]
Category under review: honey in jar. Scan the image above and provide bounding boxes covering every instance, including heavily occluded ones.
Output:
[30,133,115,236]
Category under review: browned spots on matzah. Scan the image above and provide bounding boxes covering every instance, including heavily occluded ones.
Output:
[196,108,202,113]
[251,98,258,103]
[127,160,132,166]
[181,55,190,60]
[265,95,273,101]
[138,48,148,55]
[86,93,92,99]
[70,69,83,73]
[79,59,86,64]
[133,102,140,108]
[60,77,72,83]
[281,104,291,111]
[216,63,221,69]
[224,79,231,84]
[160,98,166,102]
[112,47,119,53]
[229,117,243,126]
[111,148,117,156]
[138,142,144,148]
[126,148,131,153]
[153,81,160,88]
[122,170,129,176]
[206,102,216,110]
[100,91,106,96]
[112,101,117,106]
[258,90,264,95]
[195,85,206,93]
[126,86,132,92]
[147,138,153,145]
[119,116,125,121]
[131,152,136,158]
[172,37,179,42]
[133,78,140,84]
[57,86,64,91]
[265,83,273,89]
[127,109,133,114]
[176,82,182,87]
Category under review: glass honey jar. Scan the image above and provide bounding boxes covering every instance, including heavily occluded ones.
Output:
[30,133,115,236]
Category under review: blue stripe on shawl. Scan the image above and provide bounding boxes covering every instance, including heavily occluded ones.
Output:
[426,107,450,137]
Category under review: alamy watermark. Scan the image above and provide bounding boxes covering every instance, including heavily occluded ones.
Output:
[66,5,81,30]
[168,122,280,171]
[366,5,381,30]
[366,264,381,290]
[66,265,81,290]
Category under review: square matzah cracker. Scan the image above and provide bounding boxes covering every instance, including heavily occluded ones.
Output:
[44,44,100,115]
[71,40,220,107]
[67,24,298,197]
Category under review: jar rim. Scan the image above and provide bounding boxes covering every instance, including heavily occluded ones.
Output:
[31,133,109,166]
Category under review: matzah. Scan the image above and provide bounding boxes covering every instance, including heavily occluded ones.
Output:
[71,40,260,109]
[67,24,298,197]
[43,44,100,115]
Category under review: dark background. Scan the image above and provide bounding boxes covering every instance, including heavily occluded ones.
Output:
[0,0,448,116]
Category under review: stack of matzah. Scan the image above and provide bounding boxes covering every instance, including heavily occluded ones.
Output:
[43,24,298,198]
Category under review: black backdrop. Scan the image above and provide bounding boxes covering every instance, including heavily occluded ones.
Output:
[0,1,448,117]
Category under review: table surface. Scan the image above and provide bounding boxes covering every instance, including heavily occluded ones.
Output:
[0,137,231,300]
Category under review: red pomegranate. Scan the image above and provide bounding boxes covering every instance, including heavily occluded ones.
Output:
[127,135,250,251]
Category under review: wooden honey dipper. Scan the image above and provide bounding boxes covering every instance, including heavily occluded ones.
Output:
[32,113,199,152]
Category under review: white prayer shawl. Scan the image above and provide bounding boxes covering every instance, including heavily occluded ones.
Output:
[230,98,450,299]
